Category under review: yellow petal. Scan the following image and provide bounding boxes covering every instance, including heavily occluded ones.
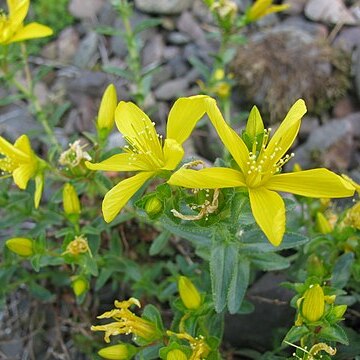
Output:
[168,167,246,189]
[249,187,285,246]
[85,153,153,172]
[264,4,290,17]
[102,171,154,222]
[14,134,32,155]
[97,84,118,131]
[162,138,184,170]
[247,0,272,21]
[34,173,44,209]
[8,0,29,28]
[12,163,34,189]
[266,169,355,198]
[166,95,209,145]
[0,136,29,162]
[10,22,53,42]
[266,99,307,165]
[206,98,250,172]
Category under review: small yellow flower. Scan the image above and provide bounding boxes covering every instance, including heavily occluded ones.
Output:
[97,83,118,133]
[63,235,91,256]
[245,0,289,23]
[0,134,44,207]
[86,95,211,223]
[178,276,202,310]
[91,298,162,343]
[169,99,355,246]
[167,349,188,360]
[0,0,53,45]
[344,201,360,230]
[6,237,33,256]
[63,183,81,216]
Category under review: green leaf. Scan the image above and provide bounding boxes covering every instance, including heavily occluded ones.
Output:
[95,268,113,291]
[30,254,41,272]
[142,304,165,332]
[149,230,171,256]
[29,282,55,302]
[227,256,250,314]
[331,252,354,289]
[250,252,290,271]
[103,65,133,80]
[210,240,239,312]
[283,325,308,344]
[319,324,349,345]
[95,25,122,36]
[134,18,163,34]
[188,56,210,78]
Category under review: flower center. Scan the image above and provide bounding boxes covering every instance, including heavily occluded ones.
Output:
[245,128,294,187]
[123,119,165,169]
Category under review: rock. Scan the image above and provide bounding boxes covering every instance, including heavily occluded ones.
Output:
[334,27,360,52]
[0,106,40,141]
[57,27,80,63]
[154,78,189,101]
[67,70,109,96]
[283,0,307,15]
[73,32,99,68]
[163,46,181,60]
[224,273,295,351]
[298,116,320,140]
[294,116,356,171]
[168,55,189,77]
[355,48,360,101]
[142,34,164,67]
[304,0,357,25]
[177,11,207,47]
[167,31,191,45]
[69,0,105,19]
[134,0,191,15]
[332,96,357,118]
[151,64,173,88]
[282,16,328,38]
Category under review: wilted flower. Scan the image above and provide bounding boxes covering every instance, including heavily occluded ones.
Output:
[63,235,91,256]
[59,140,91,168]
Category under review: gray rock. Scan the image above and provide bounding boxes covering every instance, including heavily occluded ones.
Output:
[68,0,105,19]
[355,48,360,101]
[67,70,109,96]
[282,16,328,38]
[73,32,99,68]
[295,116,356,170]
[163,45,181,60]
[305,0,357,25]
[167,31,191,45]
[142,34,164,67]
[334,27,360,52]
[134,0,191,15]
[177,11,207,47]
[283,0,307,15]
[151,64,173,88]
[154,77,189,101]
[57,27,80,63]
[168,55,189,77]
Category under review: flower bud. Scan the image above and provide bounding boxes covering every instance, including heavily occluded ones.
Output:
[63,183,81,217]
[316,212,332,234]
[98,344,135,360]
[178,276,201,310]
[97,84,118,132]
[301,284,325,323]
[72,277,88,297]
[6,237,34,257]
[144,196,163,216]
[167,349,188,360]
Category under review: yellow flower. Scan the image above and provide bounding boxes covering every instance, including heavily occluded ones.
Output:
[6,237,33,256]
[86,95,211,223]
[97,83,118,134]
[91,298,162,343]
[168,99,355,246]
[245,0,289,23]
[178,276,202,310]
[0,134,44,207]
[0,0,53,45]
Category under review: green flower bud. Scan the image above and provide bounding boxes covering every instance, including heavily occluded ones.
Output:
[178,276,201,310]
[98,344,134,359]
[316,212,332,234]
[301,284,325,323]
[144,196,163,216]
[6,237,34,257]
[167,349,188,360]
